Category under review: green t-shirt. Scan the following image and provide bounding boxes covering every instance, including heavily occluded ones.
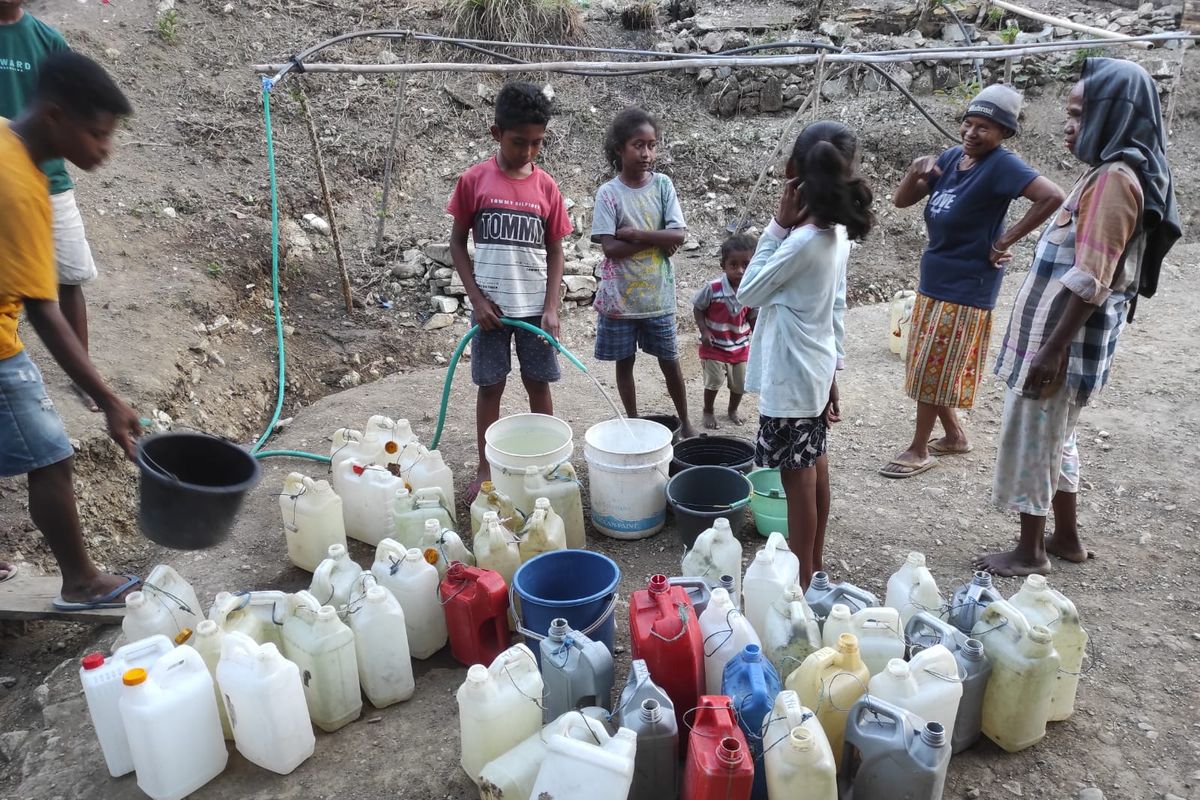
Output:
[0,12,72,194]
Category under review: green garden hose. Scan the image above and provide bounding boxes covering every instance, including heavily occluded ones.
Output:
[251,82,589,463]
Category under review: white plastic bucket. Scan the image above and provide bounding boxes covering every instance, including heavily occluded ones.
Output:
[485,414,574,513]
[584,419,673,540]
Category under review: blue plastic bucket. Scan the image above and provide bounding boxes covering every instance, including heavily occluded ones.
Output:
[511,550,620,663]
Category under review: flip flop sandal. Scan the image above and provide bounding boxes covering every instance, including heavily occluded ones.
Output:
[0,563,17,583]
[927,440,973,456]
[53,574,142,610]
[878,458,938,479]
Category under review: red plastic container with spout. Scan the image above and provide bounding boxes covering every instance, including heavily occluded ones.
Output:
[629,573,704,733]
[681,695,754,800]
[438,562,510,666]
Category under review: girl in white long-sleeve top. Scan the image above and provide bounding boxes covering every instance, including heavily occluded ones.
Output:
[736,120,874,588]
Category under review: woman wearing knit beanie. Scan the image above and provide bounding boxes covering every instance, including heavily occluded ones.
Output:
[880,84,1065,479]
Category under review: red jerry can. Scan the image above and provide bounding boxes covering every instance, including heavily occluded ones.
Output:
[438,561,510,666]
[629,573,704,733]
[681,695,754,800]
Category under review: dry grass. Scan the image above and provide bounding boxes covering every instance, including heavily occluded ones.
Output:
[621,0,658,30]
[446,0,585,45]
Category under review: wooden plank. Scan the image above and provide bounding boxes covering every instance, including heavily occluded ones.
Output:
[0,574,126,624]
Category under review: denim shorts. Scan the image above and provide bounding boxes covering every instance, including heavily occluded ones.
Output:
[594,314,679,361]
[470,314,561,387]
[0,351,74,477]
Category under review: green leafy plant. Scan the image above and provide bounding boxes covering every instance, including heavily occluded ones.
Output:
[447,0,584,45]
[1070,46,1104,68]
[986,6,1005,26]
[156,9,178,44]
[206,261,223,278]
[998,24,1020,44]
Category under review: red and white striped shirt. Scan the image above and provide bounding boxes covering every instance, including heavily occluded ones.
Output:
[694,276,753,364]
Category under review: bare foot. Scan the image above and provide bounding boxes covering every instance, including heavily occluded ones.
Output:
[680,420,698,439]
[1045,533,1095,563]
[727,411,745,425]
[702,411,719,430]
[59,572,141,605]
[70,382,101,413]
[972,549,1052,577]
[466,464,491,504]
[0,561,16,582]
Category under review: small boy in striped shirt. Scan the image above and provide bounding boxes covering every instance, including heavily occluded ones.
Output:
[693,234,757,429]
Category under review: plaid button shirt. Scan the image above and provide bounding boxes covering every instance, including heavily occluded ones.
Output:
[995,164,1145,406]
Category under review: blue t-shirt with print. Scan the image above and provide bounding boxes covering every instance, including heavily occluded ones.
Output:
[918,145,1039,310]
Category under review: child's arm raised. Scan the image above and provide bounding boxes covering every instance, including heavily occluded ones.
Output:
[450,218,503,330]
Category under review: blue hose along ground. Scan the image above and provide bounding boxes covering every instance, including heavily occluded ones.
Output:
[250,83,588,463]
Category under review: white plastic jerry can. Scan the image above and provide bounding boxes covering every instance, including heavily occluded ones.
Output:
[761,584,823,677]
[519,497,568,563]
[122,591,193,645]
[418,518,475,580]
[884,551,944,625]
[370,539,448,659]
[119,646,228,800]
[279,473,347,572]
[479,710,613,800]
[457,643,545,786]
[742,531,801,641]
[520,462,587,550]
[330,427,379,472]
[79,634,176,778]
[529,718,638,800]
[217,631,315,775]
[475,512,523,586]
[972,600,1060,753]
[207,590,287,649]
[867,646,963,738]
[1007,574,1088,721]
[346,573,415,708]
[404,445,457,521]
[699,587,761,695]
[308,542,361,610]
[821,604,905,675]
[191,620,233,740]
[681,517,744,605]
[332,460,406,546]
[281,590,362,732]
[762,693,837,800]
[394,486,455,549]
[363,414,417,467]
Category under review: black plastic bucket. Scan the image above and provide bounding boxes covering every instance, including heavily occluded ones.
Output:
[641,413,682,444]
[666,465,753,549]
[135,433,261,550]
[670,434,755,476]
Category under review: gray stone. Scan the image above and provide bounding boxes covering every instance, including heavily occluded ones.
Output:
[563,260,594,276]
[431,267,454,281]
[697,67,715,84]
[423,242,454,266]
[820,75,850,100]
[723,31,749,50]
[700,31,725,53]
[819,21,853,41]
[281,219,314,262]
[760,76,783,111]
[336,370,362,388]
[563,275,598,299]
[444,273,467,297]
[424,312,456,331]
[0,730,29,763]
[390,260,424,280]
[431,295,460,314]
[714,80,740,117]
[1078,789,1105,800]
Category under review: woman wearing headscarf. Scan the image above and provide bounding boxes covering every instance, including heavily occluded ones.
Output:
[977,58,1182,576]
[880,85,1064,479]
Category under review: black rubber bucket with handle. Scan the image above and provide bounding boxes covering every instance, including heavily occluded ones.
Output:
[135,433,261,550]
[669,433,756,476]
[666,465,753,549]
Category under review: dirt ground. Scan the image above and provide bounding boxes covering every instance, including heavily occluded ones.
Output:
[4,250,1199,799]
[0,0,1198,796]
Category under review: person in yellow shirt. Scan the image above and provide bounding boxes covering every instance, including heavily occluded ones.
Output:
[0,50,141,609]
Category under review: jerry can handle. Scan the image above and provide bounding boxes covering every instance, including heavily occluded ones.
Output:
[508,586,619,642]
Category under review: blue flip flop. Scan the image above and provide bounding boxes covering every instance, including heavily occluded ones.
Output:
[53,574,142,610]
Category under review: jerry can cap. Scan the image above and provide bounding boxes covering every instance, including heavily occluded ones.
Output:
[122,668,148,686]
[423,548,440,565]
[174,628,194,645]
[384,440,399,454]
[81,652,105,670]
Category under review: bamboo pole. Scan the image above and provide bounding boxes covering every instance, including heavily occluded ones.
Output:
[374,76,407,257]
[252,35,1190,75]
[988,0,1151,49]
[296,81,355,315]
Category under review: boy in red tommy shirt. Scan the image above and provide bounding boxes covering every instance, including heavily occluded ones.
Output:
[693,234,757,429]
